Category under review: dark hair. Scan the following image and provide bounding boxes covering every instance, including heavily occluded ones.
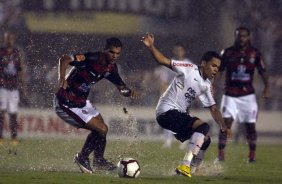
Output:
[105,37,122,49]
[173,42,185,48]
[201,51,221,62]
[235,26,250,36]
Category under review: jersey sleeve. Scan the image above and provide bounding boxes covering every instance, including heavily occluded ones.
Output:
[171,59,194,75]
[105,64,126,86]
[198,83,216,108]
[255,51,266,74]
[69,52,98,69]
[219,49,227,72]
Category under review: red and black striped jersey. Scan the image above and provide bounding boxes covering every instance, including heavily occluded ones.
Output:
[0,47,22,89]
[220,45,266,97]
[56,52,126,108]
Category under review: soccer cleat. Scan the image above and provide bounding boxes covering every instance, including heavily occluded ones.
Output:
[11,139,19,146]
[248,159,256,163]
[8,139,19,155]
[74,153,93,174]
[0,138,4,145]
[218,150,225,161]
[93,158,116,171]
[175,164,192,177]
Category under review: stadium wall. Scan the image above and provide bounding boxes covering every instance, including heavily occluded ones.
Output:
[2,106,282,142]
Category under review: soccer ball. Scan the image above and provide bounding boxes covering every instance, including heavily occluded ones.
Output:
[117,157,141,178]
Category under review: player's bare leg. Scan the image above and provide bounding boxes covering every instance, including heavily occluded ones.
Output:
[0,111,4,145]
[8,113,19,155]
[80,114,116,171]
[176,120,209,177]
[245,123,257,162]
[74,115,107,174]
[218,118,233,161]
[191,136,211,173]
[162,129,173,148]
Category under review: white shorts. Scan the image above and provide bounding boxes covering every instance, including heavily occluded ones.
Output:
[0,88,20,113]
[220,94,258,123]
[53,96,100,128]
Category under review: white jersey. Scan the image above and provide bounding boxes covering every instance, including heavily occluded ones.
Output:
[154,58,192,84]
[156,59,216,116]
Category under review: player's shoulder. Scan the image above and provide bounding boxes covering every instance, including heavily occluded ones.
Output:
[84,51,100,60]
[71,51,100,63]
[173,60,196,75]
[248,45,261,55]
[220,46,234,56]
[172,59,195,67]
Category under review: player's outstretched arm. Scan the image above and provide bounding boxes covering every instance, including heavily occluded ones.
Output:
[117,85,139,100]
[58,55,72,89]
[209,105,232,138]
[141,33,171,67]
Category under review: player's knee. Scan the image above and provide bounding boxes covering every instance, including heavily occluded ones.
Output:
[195,123,210,135]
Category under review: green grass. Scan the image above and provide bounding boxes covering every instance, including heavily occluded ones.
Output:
[0,139,282,184]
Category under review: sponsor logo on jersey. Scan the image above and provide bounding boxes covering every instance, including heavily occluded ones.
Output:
[185,87,196,104]
[173,62,193,67]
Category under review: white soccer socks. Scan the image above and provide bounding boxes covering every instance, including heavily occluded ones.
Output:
[182,132,205,166]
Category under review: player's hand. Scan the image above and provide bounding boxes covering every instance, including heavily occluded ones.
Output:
[225,128,232,139]
[141,33,154,48]
[221,127,232,139]
[58,77,68,89]
[130,90,140,100]
[262,86,271,98]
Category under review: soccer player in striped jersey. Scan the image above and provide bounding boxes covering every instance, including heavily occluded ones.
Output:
[141,33,231,177]
[54,38,138,174]
[0,31,27,150]
[217,26,270,163]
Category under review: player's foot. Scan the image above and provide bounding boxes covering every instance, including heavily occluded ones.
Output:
[218,150,225,161]
[93,158,116,171]
[248,158,256,163]
[0,138,4,145]
[11,139,19,146]
[175,164,191,177]
[74,153,93,174]
[8,139,19,155]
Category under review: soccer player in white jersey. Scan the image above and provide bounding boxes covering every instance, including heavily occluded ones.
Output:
[154,43,193,149]
[141,33,231,177]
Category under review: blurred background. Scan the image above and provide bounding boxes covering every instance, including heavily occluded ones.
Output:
[0,0,281,139]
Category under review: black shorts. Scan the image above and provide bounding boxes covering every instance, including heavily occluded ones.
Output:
[156,110,199,142]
